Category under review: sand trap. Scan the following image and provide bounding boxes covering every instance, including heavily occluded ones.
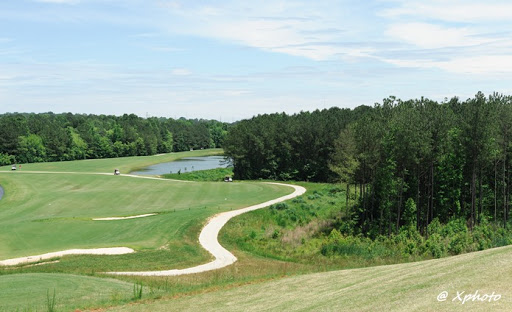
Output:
[107,182,306,276]
[0,247,135,266]
[93,213,157,221]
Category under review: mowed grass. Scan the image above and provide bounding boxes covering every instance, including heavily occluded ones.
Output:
[0,148,223,174]
[0,172,292,270]
[0,273,134,311]
[107,244,512,312]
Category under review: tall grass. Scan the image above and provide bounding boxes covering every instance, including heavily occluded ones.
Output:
[161,168,233,182]
[46,288,56,312]
[133,282,143,300]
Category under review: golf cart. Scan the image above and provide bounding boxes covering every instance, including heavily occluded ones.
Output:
[224,176,233,182]
[114,169,120,175]
[11,165,16,171]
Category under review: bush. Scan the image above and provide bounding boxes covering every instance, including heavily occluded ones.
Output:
[0,153,15,166]
[425,233,446,258]
[271,202,289,211]
[394,224,424,256]
[448,231,472,254]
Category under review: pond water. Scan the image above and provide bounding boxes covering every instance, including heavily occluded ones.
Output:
[130,156,231,175]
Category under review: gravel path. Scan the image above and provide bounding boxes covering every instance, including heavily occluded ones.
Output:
[107,182,306,276]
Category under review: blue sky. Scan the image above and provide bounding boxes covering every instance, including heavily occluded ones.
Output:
[1,0,511,120]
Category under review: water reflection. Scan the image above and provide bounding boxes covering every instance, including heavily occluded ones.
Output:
[131,156,230,175]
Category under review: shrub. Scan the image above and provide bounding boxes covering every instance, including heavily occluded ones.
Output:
[448,231,472,254]
[425,233,446,258]
[271,202,289,211]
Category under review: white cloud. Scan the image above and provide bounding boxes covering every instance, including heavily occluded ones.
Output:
[382,55,512,75]
[380,0,512,22]
[376,1,512,76]
[155,1,369,61]
[385,23,493,49]
[170,68,191,76]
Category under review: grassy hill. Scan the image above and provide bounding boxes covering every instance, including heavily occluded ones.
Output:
[107,244,512,312]
[0,150,295,310]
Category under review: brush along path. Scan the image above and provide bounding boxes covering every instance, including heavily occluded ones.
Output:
[0,247,134,266]
[107,183,306,276]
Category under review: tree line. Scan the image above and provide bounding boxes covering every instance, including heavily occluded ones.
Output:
[224,92,512,235]
[0,112,229,165]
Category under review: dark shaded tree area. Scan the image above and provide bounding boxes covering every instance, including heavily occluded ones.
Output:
[224,107,354,181]
[0,113,229,164]
[224,92,512,235]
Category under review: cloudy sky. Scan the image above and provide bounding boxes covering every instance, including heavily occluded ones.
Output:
[1,0,511,120]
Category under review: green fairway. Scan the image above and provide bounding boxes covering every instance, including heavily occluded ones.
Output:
[106,245,512,312]
[0,273,135,311]
[0,151,299,310]
[0,148,223,174]
[0,172,291,270]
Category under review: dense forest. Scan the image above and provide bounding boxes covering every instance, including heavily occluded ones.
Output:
[224,92,512,236]
[0,113,229,165]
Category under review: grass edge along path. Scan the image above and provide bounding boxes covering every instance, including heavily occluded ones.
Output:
[106,183,306,276]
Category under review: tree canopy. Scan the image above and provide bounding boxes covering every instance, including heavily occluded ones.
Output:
[0,113,229,164]
[223,92,512,234]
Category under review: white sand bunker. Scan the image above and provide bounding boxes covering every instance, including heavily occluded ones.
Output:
[93,213,157,221]
[0,247,134,266]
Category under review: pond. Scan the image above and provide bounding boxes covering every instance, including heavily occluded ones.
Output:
[130,156,231,175]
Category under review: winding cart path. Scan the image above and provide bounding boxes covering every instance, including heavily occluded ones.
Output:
[0,171,306,275]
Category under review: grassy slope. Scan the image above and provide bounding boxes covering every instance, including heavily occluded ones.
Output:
[0,148,223,173]
[0,273,134,311]
[0,173,291,270]
[107,244,512,312]
[0,151,294,310]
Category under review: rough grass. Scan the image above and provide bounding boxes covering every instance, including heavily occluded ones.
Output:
[0,273,134,311]
[219,183,359,267]
[0,149,223,174]
[161,167,234,182]
[105,245,512,312]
